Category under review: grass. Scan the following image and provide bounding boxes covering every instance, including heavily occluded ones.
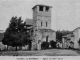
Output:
[0,49,80,56]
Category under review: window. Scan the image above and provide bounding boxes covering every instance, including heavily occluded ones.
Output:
[46,22,47,27]
[46,7,49,12]
[39,6,43,11]
[41,21,42,26]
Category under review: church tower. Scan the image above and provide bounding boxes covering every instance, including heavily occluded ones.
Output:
[31,5,55,50]
[32,5,52,30]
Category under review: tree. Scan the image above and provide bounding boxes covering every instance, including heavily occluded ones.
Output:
[56,30,72,43]
[56,30,62,42]
[50,40,56,48]
[2,16,32,51]
[41,41,49,50]
[22,25,33,50]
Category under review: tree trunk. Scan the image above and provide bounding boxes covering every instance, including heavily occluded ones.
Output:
[28,41,32,50]
[15,46,17,51]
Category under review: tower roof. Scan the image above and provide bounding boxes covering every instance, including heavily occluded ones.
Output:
[32,4,52,9]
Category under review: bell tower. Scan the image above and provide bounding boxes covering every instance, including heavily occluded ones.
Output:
[32,5,52,30]
[32,5,53,50]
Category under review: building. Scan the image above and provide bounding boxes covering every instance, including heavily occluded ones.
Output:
[25,4,56,50]
[73,27,80,49]
[0,30,7,50]
[62,34,74,49]
[62,27,80,49]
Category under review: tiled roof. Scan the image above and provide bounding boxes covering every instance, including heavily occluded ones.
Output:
[73,27,80,32]
[25,19,33,25]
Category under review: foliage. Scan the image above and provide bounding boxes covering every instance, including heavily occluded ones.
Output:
[56,30,72,42]
[2,16,32,51]
[41,41,49,49]
[50,40,56,48]
[0,33,4,42]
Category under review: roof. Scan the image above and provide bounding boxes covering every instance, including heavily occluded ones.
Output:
[63,34,74,37]
[73,27,80,32]
[63,34,74,40]
[38,29,55,32]
[32,4,52,9]
[25,19,33,25]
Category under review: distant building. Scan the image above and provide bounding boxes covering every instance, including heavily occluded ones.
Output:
[25,4,56,50]
[73,27,80,49]
[62,27,80,49]
[62,34,74,49]
[0,30,7,50]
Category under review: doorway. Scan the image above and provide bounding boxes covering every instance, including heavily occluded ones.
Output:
[46,36,49,42]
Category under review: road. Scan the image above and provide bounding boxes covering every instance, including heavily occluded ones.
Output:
[0,49,80,56]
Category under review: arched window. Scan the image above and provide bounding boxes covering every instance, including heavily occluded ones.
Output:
[46,36,49,42]
[41,21,42,26]
[46,22,47,27]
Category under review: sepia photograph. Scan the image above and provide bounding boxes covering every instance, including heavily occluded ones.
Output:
[0,0,80,59]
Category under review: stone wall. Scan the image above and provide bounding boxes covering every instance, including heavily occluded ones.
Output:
[73,28,80,49]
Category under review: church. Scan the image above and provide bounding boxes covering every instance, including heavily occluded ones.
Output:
[25,4,56,50]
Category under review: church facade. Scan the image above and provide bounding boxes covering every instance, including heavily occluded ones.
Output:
[25,5,56,50]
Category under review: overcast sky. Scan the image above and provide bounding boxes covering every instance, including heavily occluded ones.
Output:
[0,0,80,31]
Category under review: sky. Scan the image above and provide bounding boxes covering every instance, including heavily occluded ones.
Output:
[0,0,80,31]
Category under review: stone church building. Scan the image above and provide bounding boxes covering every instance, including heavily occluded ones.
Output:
[25,4,56,50]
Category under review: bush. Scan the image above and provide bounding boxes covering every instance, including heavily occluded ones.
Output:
[50,40,56,48]
[41,41,49,50]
